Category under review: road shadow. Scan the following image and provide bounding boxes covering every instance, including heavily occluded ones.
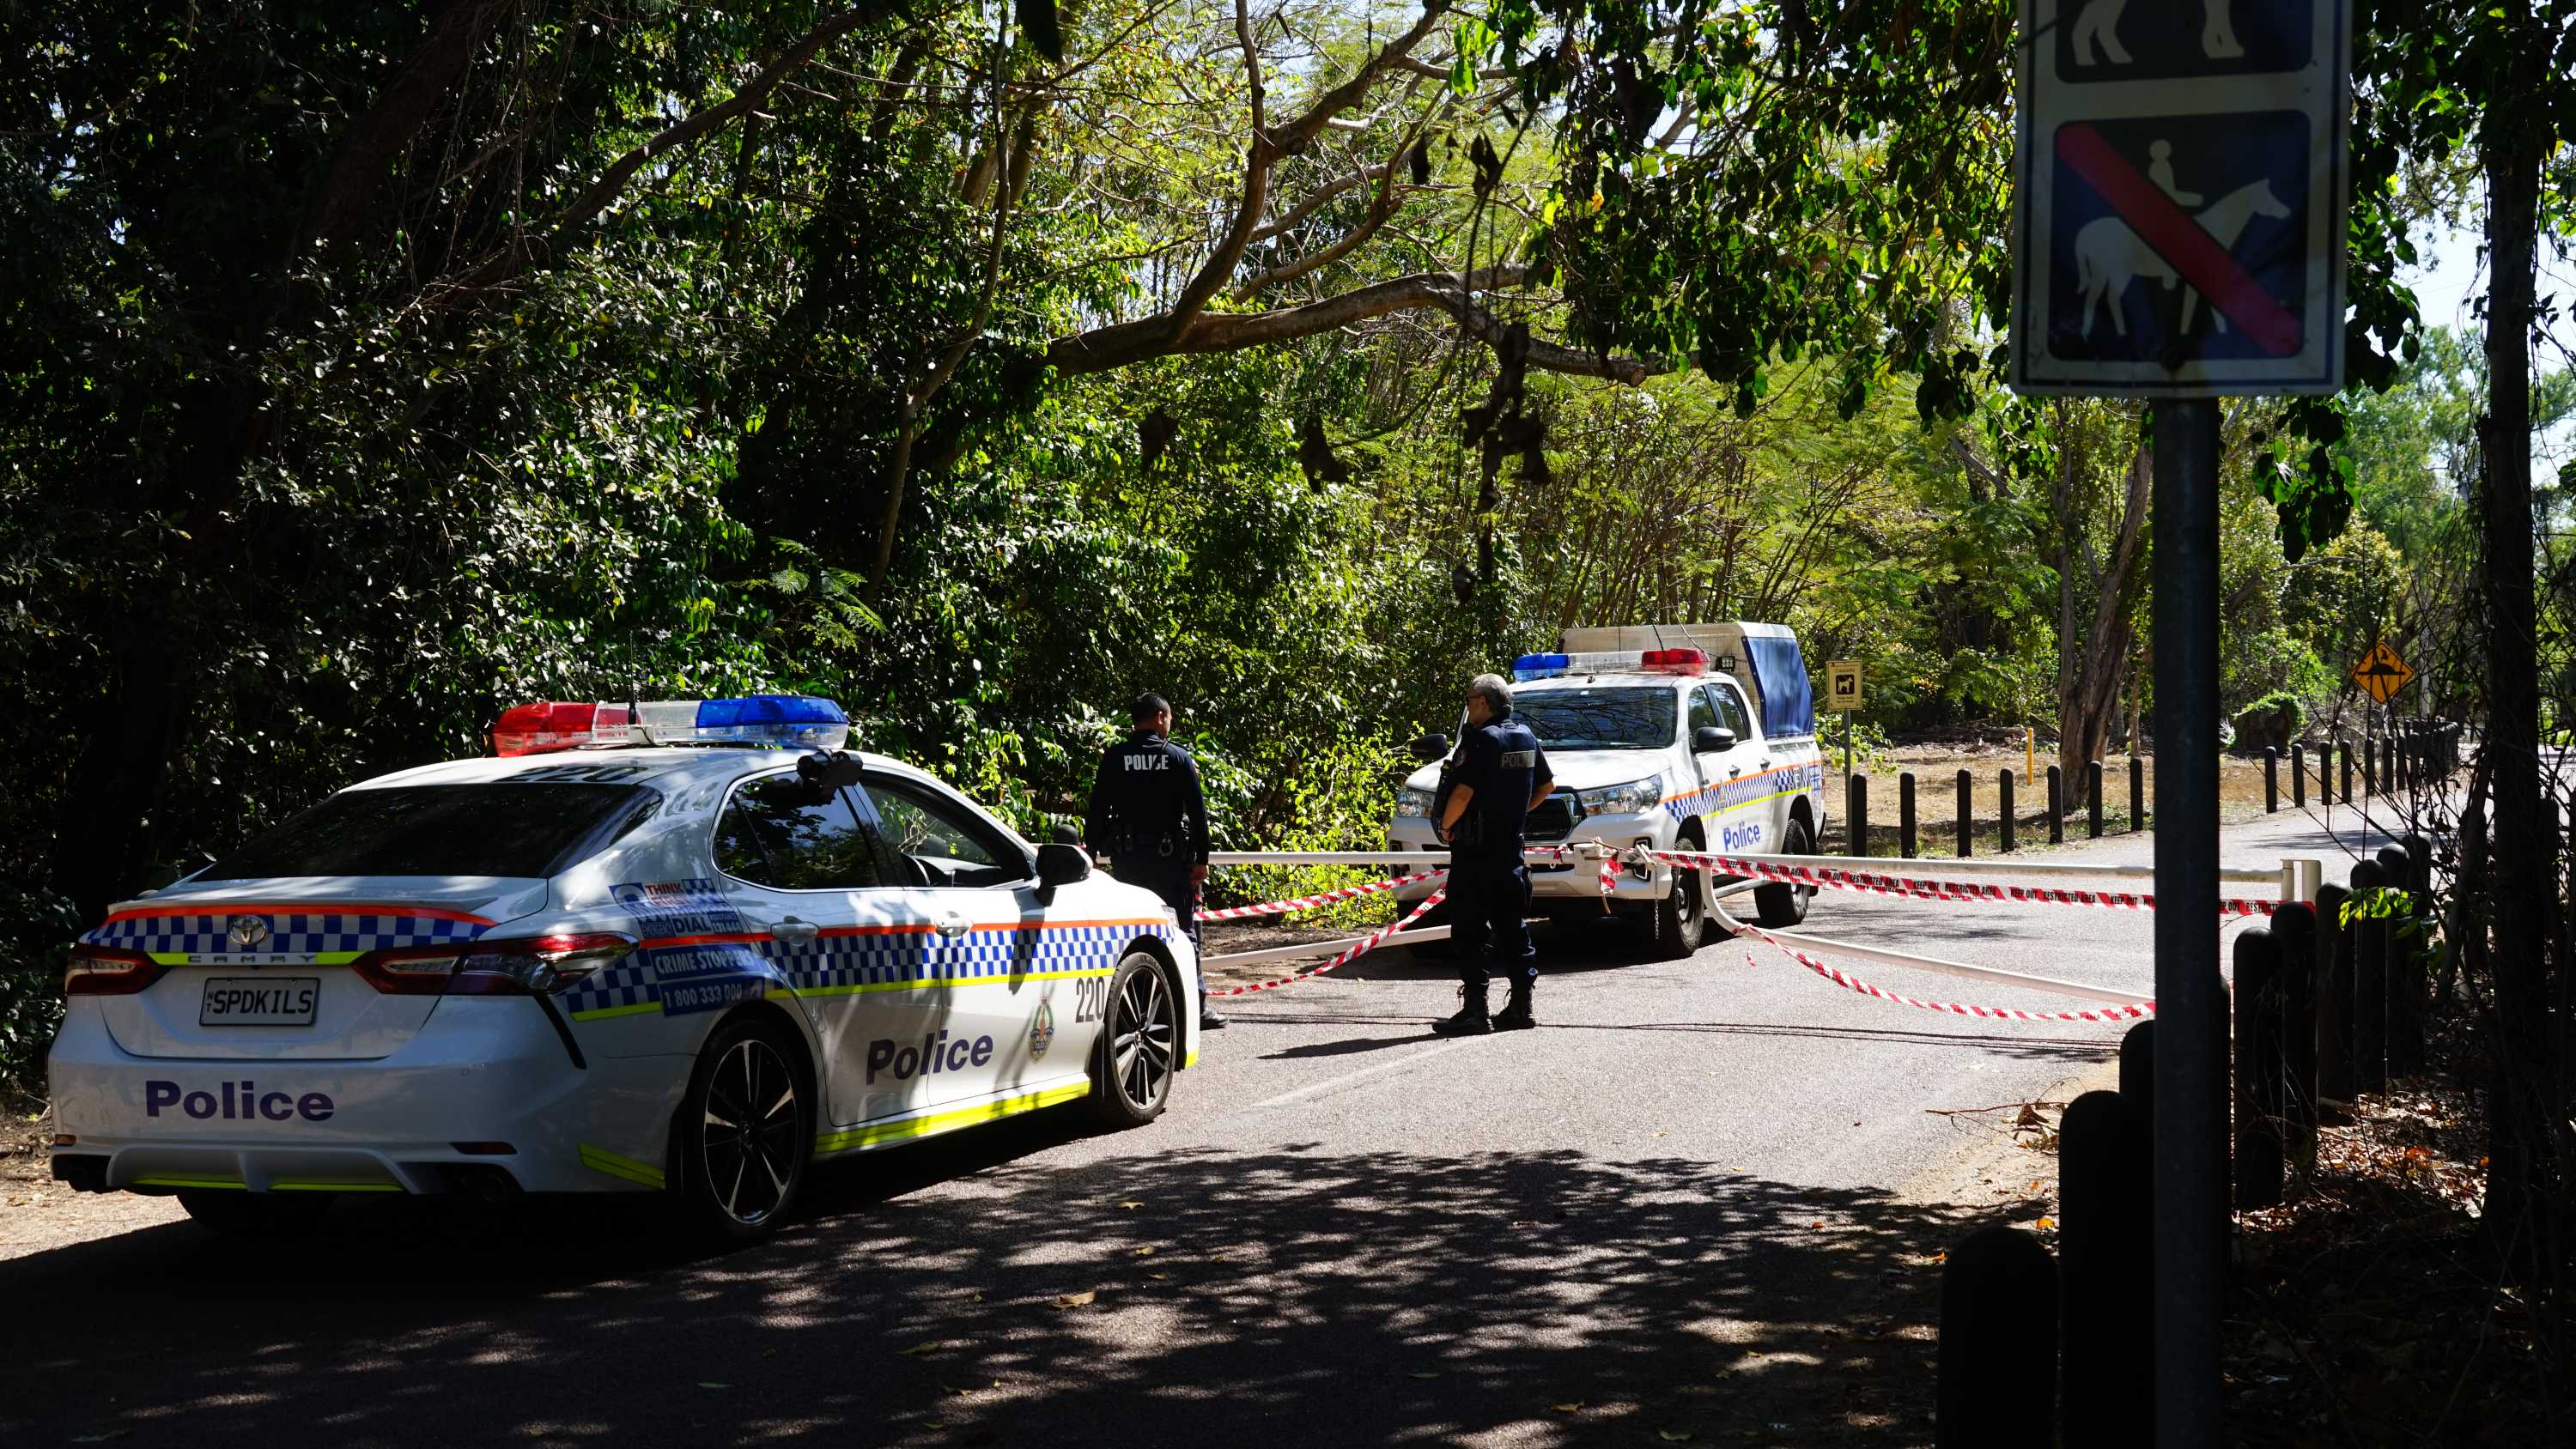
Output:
[0,1124,1996,1448]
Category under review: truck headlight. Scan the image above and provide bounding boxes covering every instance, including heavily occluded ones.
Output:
[1396,786,1437,818]
[1579,777,1664,815]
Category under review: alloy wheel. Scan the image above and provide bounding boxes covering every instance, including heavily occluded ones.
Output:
[699,1036,800,1226]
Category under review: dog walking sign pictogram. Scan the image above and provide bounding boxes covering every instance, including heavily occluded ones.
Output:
[2010,1,2350,396]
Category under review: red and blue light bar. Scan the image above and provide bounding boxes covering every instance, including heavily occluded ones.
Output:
[1510,647,1709,681]
[491,695,849,756]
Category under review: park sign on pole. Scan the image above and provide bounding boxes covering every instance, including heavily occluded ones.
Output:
[1826,660,1862,712]
[2008,0,2351,396]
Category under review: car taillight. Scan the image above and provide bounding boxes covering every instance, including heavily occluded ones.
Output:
[352,934,635,996]
[63,943,165,996]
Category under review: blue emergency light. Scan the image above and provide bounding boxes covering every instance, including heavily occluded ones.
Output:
[492,694,851,755]
[1512,652,1571,681]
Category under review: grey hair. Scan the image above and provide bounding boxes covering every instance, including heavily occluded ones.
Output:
[1467,672,1514,716]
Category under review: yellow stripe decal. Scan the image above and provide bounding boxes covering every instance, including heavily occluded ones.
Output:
[578,1143,667,1189]
[271,1180,404,1193]
[1183,1050,1200,1070]
[568,999,664,1022]
[785,967,1117,1000]
[132,1175,244,1190]
[814,1082,1090,1155]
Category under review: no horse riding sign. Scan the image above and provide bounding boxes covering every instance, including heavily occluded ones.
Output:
[2009,0,2350,397]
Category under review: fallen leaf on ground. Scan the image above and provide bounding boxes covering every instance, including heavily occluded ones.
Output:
[1552,1402,1585,1413]
[1054,1290,1097,1309]
[1411,1372,1440,1379]
[1120,1200,1145,1209]
[1149,1272,1169,1280]
[1133,1246,1155,1256]
[899,1341,948,1355]
[2036,1216,2057,1230]
[1658,1431,1693,1442]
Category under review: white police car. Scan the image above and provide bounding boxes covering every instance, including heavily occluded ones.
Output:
[49,695,1200,1241]
[1388,622,1828,958]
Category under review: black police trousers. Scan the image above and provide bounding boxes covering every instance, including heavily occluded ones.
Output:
[1447,852,1535,990]
[1115,854,1202,953]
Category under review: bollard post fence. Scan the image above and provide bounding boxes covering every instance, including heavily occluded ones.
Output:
[2263,747,2278,812]
[2088,760,2105,839]
[2047,763,2065,845]
[2291,742,2306,807]
[1848,773,1870,859]
[1999,767,2016,853]
[2233,929,2285,1208]
[2058,1090,2154,1449]
[2340,741,2354,810]
[1900,772,1918,858]
[2270,901,2318,1177]
[2119,1018,2155,1125]
[2377,844,2420,1076]
[2129,754,2146,832]
[1956,768,1973,858]
[2316,882,2354,1106]
[1938,1226,2058,1448]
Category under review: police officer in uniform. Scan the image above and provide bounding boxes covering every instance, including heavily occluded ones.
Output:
[1431,672,1553,1035]
[1084,692,1228,1030]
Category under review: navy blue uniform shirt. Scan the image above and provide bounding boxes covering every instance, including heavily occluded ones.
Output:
[1449,710,1552,853]
[1083,730,1212,864]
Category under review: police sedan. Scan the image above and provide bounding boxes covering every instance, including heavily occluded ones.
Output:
[49,695,1200,1241]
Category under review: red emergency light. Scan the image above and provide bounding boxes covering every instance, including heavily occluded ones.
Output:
[1639,647,1709,675]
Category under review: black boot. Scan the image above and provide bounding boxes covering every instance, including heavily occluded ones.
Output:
[1432,982,1493,1036]
[1199,991,1229,1030]
[1492,979,1535,1031]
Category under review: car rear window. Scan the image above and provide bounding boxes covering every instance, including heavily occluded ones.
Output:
[195,784,659,882]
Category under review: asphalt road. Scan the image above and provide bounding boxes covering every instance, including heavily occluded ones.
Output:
[0,798,2418,1449]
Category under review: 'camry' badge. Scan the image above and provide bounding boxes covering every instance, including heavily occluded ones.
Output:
[226,915,271,949]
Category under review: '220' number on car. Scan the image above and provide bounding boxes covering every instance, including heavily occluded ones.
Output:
[1071,977,1108,1024]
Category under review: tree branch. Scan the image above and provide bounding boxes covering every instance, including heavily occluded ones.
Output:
[295,0,514,263]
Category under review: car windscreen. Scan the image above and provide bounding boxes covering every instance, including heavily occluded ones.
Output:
[195,783,659,881]
[1513,688,1677,750]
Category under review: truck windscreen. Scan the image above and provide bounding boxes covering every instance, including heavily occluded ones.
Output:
[1514,688,1675,750]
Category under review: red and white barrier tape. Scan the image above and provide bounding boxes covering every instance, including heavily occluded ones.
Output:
[1731,918,2155,1024]
[1647,849,2278,918]
[1199,870,1444,922]
[1210,888,1450,997]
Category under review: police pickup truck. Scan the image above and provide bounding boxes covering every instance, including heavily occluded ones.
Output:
[1389,622,1828,959]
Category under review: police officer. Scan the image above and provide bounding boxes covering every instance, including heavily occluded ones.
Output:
[1431,672,1554,1035]
[1084,692,1228,1030]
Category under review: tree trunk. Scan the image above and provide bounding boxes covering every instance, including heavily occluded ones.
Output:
[2058,440,2151,794]
[2476,14,2552,1277]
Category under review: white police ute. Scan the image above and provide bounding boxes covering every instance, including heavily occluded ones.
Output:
[1388,622,1829,959]
[48,694,1200,1241]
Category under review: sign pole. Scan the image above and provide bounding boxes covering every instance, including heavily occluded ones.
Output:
[2151,398,2224,1443]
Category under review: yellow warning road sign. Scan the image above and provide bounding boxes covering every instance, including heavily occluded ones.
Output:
[1826,660,1862,712]
[2349,640,2414,704]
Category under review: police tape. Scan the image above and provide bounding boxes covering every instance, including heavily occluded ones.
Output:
[1641,848,2279,918]
[1208,888,1451,997]
[1198,871,1445,922]
[1728,917,2157,1024]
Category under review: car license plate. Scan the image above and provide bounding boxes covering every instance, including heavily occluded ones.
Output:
[200,978,320,1028]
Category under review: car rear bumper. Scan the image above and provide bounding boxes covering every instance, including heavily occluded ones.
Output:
[45,998,687,1195]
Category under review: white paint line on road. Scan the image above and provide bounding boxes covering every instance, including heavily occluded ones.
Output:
[1252,1040,1475,1109]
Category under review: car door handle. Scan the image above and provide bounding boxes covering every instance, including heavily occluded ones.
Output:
[771,916,821,945]
[933,912,970,939]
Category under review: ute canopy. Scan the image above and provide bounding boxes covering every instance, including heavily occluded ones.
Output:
[1739,629,1814,739]
[1557,620,1815,740]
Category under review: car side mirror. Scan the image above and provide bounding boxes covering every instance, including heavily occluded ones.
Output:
[1409,732,1450,764]
[1693,725,1737,754]
[1034,841,1091,904]
[796,749,866,789]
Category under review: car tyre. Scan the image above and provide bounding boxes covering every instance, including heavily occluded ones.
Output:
[176,1190,333,1236]
[675,1014,813,1245]
[1756,815,1816,926]
[1089,951,1177,1130]
[1649,848,1710,960]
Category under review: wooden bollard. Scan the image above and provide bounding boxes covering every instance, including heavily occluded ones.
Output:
[2350,857,2388,1095]
[1956,768,1973,858]
[2233,928,2285,1208]
[2057,1090,2153,1449]
[2290,742,2306,806]
[2340,740,2354,809]
[1847,773,1869,858]
[2316,881,2354,1105]
[2087,760,2105,839]
[2129,755,2145,831]
[2047,763,2064,844]
[1999,767,2016,852]
[1900,771,1918,858]
[2269,901,2319,1176]
[2263,747,2278,812]
[2378,843,2419,1076]
[2399,834,2433,1071]
[1938,1225,2057,1448]
[2119,1018,2154,1125]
